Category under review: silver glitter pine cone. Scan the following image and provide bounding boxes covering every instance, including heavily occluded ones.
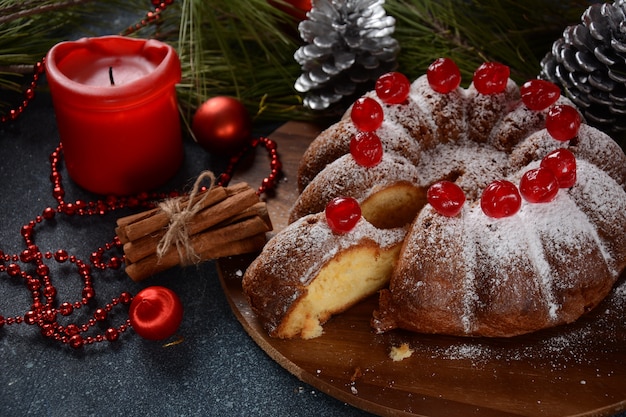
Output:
[540,0,626,135]
[294,0,400,112]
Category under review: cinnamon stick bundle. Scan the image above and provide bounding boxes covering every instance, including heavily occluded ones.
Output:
[116,181,272,281]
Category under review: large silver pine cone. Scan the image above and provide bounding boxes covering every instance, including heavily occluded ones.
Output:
[294,0,400,111]
[540,0,626,135]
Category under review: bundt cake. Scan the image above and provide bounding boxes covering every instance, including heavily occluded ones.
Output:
[243,59,626,339]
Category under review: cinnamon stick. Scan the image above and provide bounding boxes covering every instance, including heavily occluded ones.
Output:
[124,203,271,262]
[116,182,250,244]
[121,186,261,263]
[125,234,267,282]
[125,214,270,281]
[116,181,273,281]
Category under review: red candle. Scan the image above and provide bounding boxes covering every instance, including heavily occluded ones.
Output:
[45,36,183,195]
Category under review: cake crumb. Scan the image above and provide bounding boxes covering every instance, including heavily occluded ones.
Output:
[389,343,414,361]
[350,367,363,382]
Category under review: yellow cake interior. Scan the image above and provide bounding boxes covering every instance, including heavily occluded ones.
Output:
[276,243,402,339]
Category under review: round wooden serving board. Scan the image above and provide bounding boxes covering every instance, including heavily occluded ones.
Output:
[216,121,626,417]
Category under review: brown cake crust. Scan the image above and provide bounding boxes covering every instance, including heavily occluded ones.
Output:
[246,69,626,339]
[290,153,424,227]
[374,160,625,337]
[242,213,405,338]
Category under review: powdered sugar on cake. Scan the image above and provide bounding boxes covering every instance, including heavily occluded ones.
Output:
[245,61,626,340]
[265,215,405,286]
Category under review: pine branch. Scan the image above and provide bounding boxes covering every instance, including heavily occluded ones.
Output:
[0,0,97,25]
[174,0,304,122]
[0,0,600,123]
[387,0,592,84]
[0,0,152,99]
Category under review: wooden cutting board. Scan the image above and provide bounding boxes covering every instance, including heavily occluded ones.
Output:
[216,121,626,417]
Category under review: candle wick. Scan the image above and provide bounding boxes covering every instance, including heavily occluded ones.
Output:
[109,66,115,86]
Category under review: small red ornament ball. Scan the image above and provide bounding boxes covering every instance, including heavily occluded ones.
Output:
[192,96,252,155]
[268,0,312,21]
[129,286,183,341]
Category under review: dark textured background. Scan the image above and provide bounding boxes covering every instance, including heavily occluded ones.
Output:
[0,91,377,417]
[2,84,626,417]
[1,10,625,413]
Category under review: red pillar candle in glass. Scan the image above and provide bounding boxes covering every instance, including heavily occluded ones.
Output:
[45,35,183,195]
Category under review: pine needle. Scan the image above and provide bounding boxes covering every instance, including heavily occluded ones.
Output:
[0,0,598,121]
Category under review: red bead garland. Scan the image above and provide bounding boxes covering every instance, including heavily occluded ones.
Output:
[121,0,174,36]
[0,60,45,124]
[0,143,163,349]
[0,1,174,124]
[217,136,282,195]
[1,134,281,349]
[0,0,284,349]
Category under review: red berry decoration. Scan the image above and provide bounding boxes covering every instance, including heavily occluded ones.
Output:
[325,197,362,234]
[192,96,252,155]
[268,0,311,21]
[375,72,411,104]
[350,131,383,167]
[427,58,462,94]
[350,97,384,132]
[480,180,522,218]
[427,181,466,217]
[541,148,577,188]
[545,104,581,141]
[519,167,559,203]
[129,286,183,341]
[520,79,561,111]
[473,62,510,95]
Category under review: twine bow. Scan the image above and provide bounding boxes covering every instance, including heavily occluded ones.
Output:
[156,171,216,265]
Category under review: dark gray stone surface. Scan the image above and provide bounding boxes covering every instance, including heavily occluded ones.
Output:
[0,91,376,417]
[1,77,624,417]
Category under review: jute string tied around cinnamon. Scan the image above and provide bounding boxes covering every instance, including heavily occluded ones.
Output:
[156,171,216,265]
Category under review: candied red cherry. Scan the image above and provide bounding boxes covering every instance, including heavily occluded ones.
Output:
[473,62,510,95]
[350,131,383,167]
[427,58,461,94]
[545,104,581,142]
[375,72,410,104]
[480,180,521,218]
[350,97,384,132]
[520,79,561,111]
[325,197,362,234]
[427,181,466,217]
[541,148,577,188]
[519,167,559,203]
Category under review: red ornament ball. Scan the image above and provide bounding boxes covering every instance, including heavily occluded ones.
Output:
[129,286,183,341]
[192,96,252,155]
[268,0,311,21]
